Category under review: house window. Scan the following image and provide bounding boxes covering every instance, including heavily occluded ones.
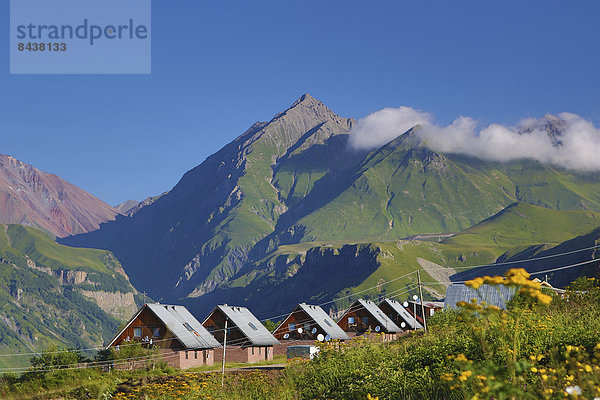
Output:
[252,347,255,355]
[347,317,355,325]
[194,351,198,359]
[288,323,296,331]
[185,351,189,359]
[258,347,261,355]
[361,316,369,324]
[152,327,160,337]
[133,327,142,338]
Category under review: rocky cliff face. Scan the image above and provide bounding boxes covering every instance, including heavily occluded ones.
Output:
[181,243,382,318]
[0,224,140,362]
[0,155,120,237]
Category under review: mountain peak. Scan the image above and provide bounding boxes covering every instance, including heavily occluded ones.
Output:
[0,154,119,237]
[272,93,346,126]
[290,93,318,107]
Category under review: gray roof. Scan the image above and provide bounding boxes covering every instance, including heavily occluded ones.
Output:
[106,303,221,350]
[444,284,516,310]
[346,299,402,333]
[211,305,279,346]
[379,298,424,330]
[295,303,350,340]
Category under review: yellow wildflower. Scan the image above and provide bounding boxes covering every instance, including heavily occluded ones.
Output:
[458,370,472,381]
[466,277,485,289]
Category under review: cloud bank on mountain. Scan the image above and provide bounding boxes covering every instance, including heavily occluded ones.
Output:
[349,107,600,171]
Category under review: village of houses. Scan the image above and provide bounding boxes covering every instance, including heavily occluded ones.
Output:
[105,297,437,370]
[105,278,561,370]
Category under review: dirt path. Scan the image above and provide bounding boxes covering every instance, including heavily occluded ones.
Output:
[416,257,456,298]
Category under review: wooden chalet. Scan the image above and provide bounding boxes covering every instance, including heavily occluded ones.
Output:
[106,303,221,369]
[378,298,424,331]
[273,303,350,341]
[406,300,444,322]
[202,304,279,363]
[337,299,401,341]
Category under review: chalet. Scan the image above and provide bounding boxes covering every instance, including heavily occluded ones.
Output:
[273,303,350,341]
[337,299,401,341]
[406,300,444,323]
[378,298,424,331]
[106,303,221,369]
[202,304,279,363]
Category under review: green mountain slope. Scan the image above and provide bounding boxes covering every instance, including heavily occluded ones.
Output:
[192,203,600,317]
[451,226,600,289]
[445,202,600,248]
[286,131,516,241]
[62,94,600,318]
[0,225,140,369]
[63,94,357,301]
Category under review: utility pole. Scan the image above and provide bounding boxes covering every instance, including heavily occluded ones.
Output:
[221,318,228,388]
[417,271,427,333]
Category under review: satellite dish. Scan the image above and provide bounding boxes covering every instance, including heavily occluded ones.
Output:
[375,326,381,332]
[297,327,303,334]
[325,334,331,341]
[317,334,325,342]
[311,328,317,334]
[402,301,409,307]
[401,322,406,328]
[283,333,290,339]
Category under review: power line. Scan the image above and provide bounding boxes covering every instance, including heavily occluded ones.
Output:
[425,243,600,272]
[421,257,600,287]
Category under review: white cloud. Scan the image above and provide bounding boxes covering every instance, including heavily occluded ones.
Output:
[348,106,600,171]
[348,107,432,150]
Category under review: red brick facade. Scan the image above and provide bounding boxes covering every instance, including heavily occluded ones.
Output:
[213,345,273,363]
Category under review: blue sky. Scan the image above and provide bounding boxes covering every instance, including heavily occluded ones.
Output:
[2,1,599,205]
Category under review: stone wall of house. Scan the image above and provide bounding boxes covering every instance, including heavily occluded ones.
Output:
[213,346,273,364]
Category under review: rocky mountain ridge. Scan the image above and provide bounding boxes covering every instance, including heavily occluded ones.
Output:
[0,154,120,237]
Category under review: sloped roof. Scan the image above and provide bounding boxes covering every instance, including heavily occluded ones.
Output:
[295,303,350,340]
[379,298,424,330]
[209,305,279,346]
[344,299,402,333]
[106,303,221,350]
[148,304,221,349]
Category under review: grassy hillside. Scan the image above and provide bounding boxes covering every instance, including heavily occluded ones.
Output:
[0,225,140,369]
[445,202,600,248]
[185,202,600,318]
